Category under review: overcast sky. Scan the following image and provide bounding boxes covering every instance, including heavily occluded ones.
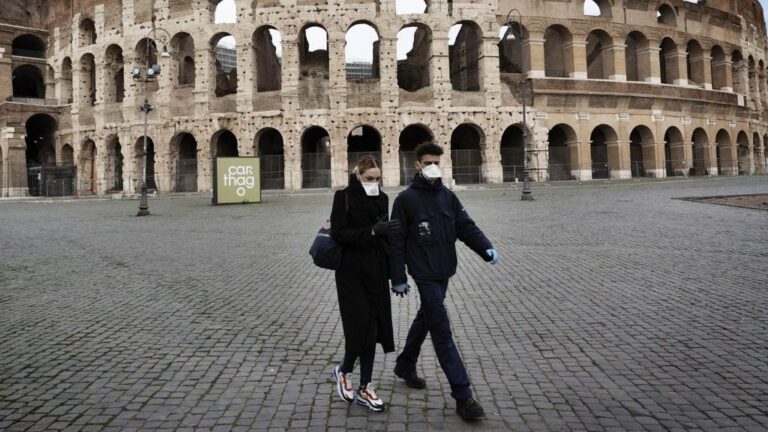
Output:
[214,0,768,61]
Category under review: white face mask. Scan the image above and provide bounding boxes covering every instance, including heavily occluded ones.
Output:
[360,180,380,196]
[420,163,442,180]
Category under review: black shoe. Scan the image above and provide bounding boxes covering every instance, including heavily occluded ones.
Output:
[456,398,485,421]
[393,364,426,389]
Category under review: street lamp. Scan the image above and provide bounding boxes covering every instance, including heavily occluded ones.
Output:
[503,9,534,201]
[131,27,172,216]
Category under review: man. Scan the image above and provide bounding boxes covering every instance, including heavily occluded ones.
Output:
[389,142,499,421]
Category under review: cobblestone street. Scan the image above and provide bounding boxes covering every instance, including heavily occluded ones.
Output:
[1,177,766,431]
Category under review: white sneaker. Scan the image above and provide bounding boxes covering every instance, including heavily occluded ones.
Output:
[355,383,385,412]
[332,365,354,403]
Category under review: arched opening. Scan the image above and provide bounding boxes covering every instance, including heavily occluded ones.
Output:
[737,131,750,175]
[346,22,380,81]
[590,125,618,179]
[172,33,196,87]
[212,130,239,158]
[253,26,282,92]
[629,126,655,178]
[748,56,758,102]
[548,124,576,180]
[347,126,382,175]
[584,0,611,17]
[79,18,97,46]
[135,38,159,93]
[397,0,427,14]
[255,128,284,190]
[212,33,238,97]
[449,21,482,91]
[500,125,525,182]
[663,127,684,176]
[731,50,746,95]
[61,57,73,104]
[691,128,709,176]
[301,126,331,189]
[12,65,44,99]
[12,34,46,58]
[172,133,198,192]
[299,24,329,108]
[625,31,650,82]
[80,139,98,195]
[586,29,614,79]
[398,24,432,92]
[135,137,157,191]
[451,124,484,184]
[104,45,124,103]
[214,0,237,23]
[715,129,731,175]
[25,114,57,196]
[399,124,434,185]
[686,40,705,87]
[544,25,574,78]
[759,60,765,103]
[711,46,727,90]
[62,144,74,165]
[659,38,678,84]
[80,54,97,106]
[106,135,124,191]
[657,4,677,26]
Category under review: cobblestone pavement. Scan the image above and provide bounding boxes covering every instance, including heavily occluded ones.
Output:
[1,176,767,432]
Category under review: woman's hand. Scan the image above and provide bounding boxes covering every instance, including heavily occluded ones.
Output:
[373,219,401,236]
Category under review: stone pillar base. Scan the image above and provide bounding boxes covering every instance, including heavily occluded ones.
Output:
[646,168,666,178]
[571,170,592,181]
[611,170,631,179]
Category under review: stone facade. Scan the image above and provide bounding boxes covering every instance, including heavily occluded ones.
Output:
[1,0,767,197]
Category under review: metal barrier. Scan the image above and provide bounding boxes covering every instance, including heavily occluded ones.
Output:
[451,149,483,184]
[176,158,198,192]
[260,155,284,190]
[592,163,610,179]
[502,165,524,182]
[302,153,332,189]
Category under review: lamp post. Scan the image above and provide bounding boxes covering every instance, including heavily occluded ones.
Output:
[131,27,172,216]
[504,9,534,201]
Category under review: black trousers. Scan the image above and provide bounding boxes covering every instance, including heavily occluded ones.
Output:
[340,344,376,388]
[396,279,472,400]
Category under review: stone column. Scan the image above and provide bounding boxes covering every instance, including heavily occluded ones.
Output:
[607,140,630,179]
[717,55,734,92]
[330,126,347,189]
[379,35,399,109]
[194,47,211,116]
[281,38,300,113]
[567,41,588,79]
[432,32,451,107]
[1,127,28,197]
[236,39,254,113]
[641,46,661,84]
[525,33,546,78]
[328,31,347,111]
[609,43,627,81]
[283,124,302,191]
[483,35,502,108]
[569,140,591,180]
[381,114,400,187]
[665,50,687,86]
[483,125,503,184]
[699,54,713,89]
[643,142,666,178]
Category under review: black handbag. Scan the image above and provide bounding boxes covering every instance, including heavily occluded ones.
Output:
[309,191,347,270]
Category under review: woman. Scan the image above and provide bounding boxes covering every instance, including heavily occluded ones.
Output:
[330,155,399,412]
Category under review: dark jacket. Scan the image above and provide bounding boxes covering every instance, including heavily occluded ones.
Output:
[389,174,493,284]
[330,175,395,355]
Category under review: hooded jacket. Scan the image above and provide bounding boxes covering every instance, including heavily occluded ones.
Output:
[389,174,493,284]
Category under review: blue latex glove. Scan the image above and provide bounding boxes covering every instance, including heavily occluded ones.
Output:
[486,248,499,265]
[391,283,410,297]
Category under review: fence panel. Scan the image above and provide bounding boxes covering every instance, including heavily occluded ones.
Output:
[302,153,331,189]
[176,158,198,192]
[260,155,284,190]
[451,149,482,184]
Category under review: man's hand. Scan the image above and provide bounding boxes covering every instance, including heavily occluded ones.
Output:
[373,219,401,236]
[485,249,499,265]
[391,283,410,297]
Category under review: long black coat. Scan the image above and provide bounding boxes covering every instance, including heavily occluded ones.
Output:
[330,175,395,356]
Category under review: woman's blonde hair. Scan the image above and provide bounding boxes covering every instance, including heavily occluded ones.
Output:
[352,155,381,175]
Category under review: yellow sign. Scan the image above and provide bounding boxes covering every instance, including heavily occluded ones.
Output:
[213,157,261,204]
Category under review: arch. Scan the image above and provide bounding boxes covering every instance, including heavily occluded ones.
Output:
[584,0,611,17]
[710,45,727,90]
[61,57,73,103]
[686,40,705,87]
[79,18,97,46]
[135,136,157,190]
[544,25,574,78]
[62,144,75,165]
[135,38,159,94]
[211,129,239,157]
[499,23,527,74]
[345,22,380,81]
[12,34,46,58]
[396,0,427,14]
[691,128,709,176]
[663,126,685,176]
[104,44,125,103]
[171,132,198,192]
[12,65,44,99]
[214,0,237,23]
[659,38,678,84]
[399,124,434,185]
[715,129,731,175]
[731,50,746,95]
[737,131,750,175]
[105,135,124,191]
[254,128,284,190]
[172,33,196,87]
[398,23,432,92]
[253,26,282,92]
[586,29,614,79]
[657,4,677,26]
[25,114,57,196]
[81,139,98,195]
[449,21,483,91]
[548,124,577,181]
[347,125,382,174]
[212,33,238,97]
[625,31,650,82]
[299,24,329,108]
[301,126,331,189]
[629,125,655,178]
[500,124,526,182]
[451,124,484,184]
[590,124,618,179]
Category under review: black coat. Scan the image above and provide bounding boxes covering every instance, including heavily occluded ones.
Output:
[330,175,395,356]
[389,174,493,284]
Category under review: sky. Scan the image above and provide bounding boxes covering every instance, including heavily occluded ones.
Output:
[214,0,768,60]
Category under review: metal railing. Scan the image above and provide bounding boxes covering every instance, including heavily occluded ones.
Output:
[301,153,331,189]
[261,155,284,190]
[502,164,525,182]
[451,149,483,185]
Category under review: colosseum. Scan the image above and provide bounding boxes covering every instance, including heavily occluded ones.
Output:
[1,0,767,197]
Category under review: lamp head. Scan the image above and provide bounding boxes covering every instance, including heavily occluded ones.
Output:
[160,45,171,58]
[131,67,141,79]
